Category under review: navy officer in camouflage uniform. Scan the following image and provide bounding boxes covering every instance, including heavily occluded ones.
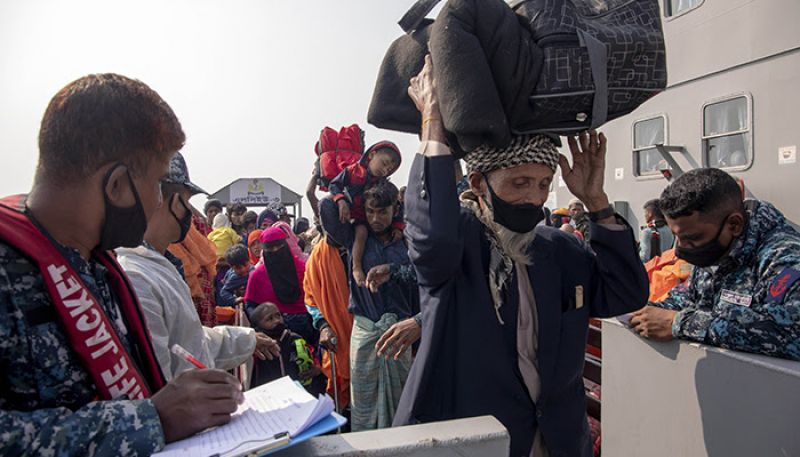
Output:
[631,168,800,361]
[0,74,247,456]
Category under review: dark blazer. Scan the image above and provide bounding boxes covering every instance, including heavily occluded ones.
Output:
[394,153,648,457]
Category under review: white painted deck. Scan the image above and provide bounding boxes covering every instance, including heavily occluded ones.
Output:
[276,416,509,457]
[601,318,800,457]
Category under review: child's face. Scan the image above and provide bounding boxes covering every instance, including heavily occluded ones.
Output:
[258,307,284,331]
[368,150,399,178]
[232,262,251,277]
[206,207,221,225]
[250,241,263,259]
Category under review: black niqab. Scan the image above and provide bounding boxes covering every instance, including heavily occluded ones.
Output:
[263,241,301,304]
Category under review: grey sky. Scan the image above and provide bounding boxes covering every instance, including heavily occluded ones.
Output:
[0,0,429,217]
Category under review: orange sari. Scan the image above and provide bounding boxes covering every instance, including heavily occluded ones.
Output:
[168,224,219,325]
[303,238,353,409]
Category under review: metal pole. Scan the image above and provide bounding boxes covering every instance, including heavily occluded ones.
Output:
[236,300,246,385]
[328,337,341,433]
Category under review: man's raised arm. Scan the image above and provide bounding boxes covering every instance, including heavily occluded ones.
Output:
[405,55,463,287]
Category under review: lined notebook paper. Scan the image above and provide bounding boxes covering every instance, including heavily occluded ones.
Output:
[154,376,336,457]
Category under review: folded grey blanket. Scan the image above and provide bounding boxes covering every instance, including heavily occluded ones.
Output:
[369,0,541,157]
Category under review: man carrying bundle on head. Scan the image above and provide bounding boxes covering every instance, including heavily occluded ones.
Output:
[394,57,648,457]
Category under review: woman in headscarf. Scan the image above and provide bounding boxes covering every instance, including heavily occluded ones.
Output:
[168,220,219,326]
[248,229,263,265]
[244,227,315,344]
[303,235,354,411]
[272,221,308,261]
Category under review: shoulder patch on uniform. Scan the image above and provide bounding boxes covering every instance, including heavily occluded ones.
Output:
[768,268,800,303]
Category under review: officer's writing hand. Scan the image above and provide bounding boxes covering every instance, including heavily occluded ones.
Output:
[153,369,244,443]
[376,318,421,360]
[559,130,611,212]
[630,305,677,341]
[254,333,280,360]
[366,264,391,293]
[319,326,338,352]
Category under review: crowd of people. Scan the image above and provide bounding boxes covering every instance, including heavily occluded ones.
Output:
[2,59,799,457]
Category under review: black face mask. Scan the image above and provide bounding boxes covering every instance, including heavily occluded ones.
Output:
[98,165,148,251]
[485,177,544,234]
[169,194,193,243]
[675,217,731,268]
[262,322,286,340]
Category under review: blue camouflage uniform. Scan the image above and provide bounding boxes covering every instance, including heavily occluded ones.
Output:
[0,241,164,456]
[652,200,800,360]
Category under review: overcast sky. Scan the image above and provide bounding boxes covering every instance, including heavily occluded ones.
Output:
[0,0,435,217]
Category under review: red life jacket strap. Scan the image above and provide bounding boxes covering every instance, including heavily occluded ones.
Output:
[0,196,165,399]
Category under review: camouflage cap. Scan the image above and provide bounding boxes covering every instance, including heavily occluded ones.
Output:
[164,152,208,195]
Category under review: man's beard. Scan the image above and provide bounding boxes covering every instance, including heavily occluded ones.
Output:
[492,220,537,265]
[460,190,537,265]
[371,224,391,236]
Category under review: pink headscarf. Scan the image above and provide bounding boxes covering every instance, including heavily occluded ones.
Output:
[245,227,307,314]
[272,221,308,260]
[260,226,288,245]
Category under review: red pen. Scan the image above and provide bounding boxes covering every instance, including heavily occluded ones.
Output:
[171,344,207,369]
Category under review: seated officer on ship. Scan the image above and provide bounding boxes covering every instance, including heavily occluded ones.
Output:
[630,168,800,361]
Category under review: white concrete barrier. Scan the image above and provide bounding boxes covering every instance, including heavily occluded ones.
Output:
[601,318,800,457]
[276,415,509,456]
